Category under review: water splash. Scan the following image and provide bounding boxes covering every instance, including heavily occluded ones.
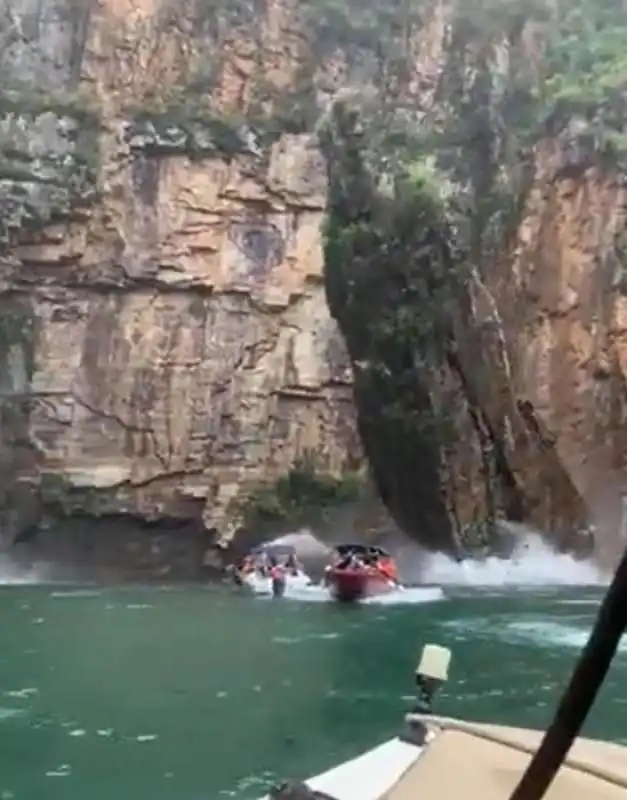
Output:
[267,529,607,589]
[0,557,46,585]
[420,535,607,587]
[265,530,333,559]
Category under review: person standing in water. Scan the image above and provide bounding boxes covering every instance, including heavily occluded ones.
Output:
[269,556,286,598]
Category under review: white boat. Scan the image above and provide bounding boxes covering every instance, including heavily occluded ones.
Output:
[236,542,313,597]
[261,644,627,800]
[243,569,312,596]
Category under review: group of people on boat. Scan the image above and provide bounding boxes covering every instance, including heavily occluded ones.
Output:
[228,541,400,601]
[322,545,399,586]
[230,546,303,597]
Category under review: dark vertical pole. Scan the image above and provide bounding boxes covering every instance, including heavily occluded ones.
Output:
[508,546,627,800]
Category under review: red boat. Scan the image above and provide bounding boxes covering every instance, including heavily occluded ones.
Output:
[324,544,399,603]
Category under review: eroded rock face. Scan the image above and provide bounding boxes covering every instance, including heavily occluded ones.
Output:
[0,0,368,571]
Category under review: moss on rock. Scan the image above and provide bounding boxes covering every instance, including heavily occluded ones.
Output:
[238,457,364,532]
[0,88,100,245]
[127,101,254,159]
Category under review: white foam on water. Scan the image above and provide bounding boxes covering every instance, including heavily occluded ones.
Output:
[421,535,607,587]
[361,586,445,605]
[45,764,71,778]
[0,557,46,585]
[556,598,601,606]
[3,687,37,699]
[0,708,23,721]
[445,613,627,653]
[255,580,445,606]
[504,619,627,652]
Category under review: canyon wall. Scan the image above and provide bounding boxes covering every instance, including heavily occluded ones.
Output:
[319,1,627,565]
[0,0,625,575]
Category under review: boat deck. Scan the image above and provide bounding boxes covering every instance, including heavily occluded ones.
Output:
[291,715,627,800]
[385,716,627,800]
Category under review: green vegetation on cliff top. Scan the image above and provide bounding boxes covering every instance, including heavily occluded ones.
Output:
[121,0,627,165]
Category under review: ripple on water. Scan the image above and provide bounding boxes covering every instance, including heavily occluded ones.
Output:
[271,632,340,645]
[45,765,71,778]
[505,619,627,651]
[444,614,627,652]
[0,708,23,722]
[3,688,37,699]
[555,598,601,606]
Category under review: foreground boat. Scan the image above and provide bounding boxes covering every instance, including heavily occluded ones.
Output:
[268,713,627,800]
[262,643,627,800]
[324,544,399,603]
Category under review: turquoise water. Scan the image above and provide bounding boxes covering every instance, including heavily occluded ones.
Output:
[0,583,625,800]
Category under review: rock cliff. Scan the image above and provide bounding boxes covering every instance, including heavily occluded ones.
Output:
[0,0,625,575]
[320,0,627,565]
[0,0,367,576]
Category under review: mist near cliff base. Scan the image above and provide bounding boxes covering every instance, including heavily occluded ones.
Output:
[0,528,608,588]
[418,536,607,587]
[270,529,608,588]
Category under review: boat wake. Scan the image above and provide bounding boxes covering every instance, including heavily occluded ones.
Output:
[249,577,444,606]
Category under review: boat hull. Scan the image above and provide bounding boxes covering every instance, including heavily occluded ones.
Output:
[328,568,396,603]
[243,570,311,596]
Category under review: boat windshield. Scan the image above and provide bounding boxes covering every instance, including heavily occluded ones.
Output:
[334,544,390,559]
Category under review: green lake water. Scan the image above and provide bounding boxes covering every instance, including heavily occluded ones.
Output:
[0,581,625,800]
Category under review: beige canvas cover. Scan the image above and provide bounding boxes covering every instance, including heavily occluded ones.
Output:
[383,716,627,800]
